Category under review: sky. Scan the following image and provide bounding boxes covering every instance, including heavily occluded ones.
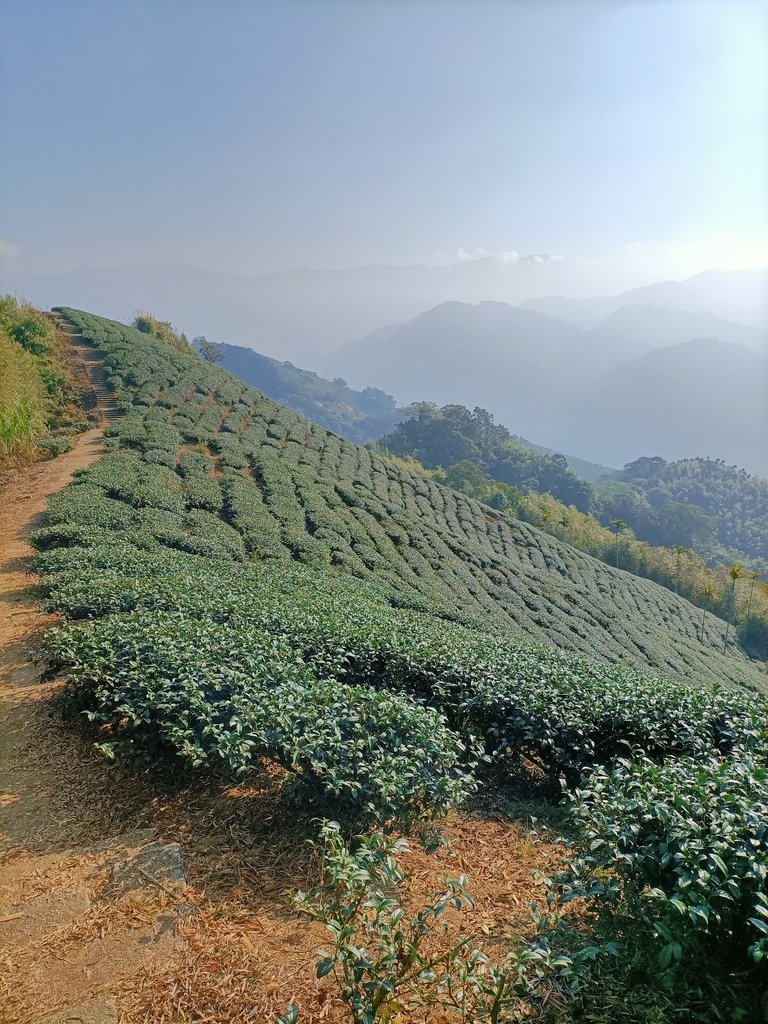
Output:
[1,0,767,283]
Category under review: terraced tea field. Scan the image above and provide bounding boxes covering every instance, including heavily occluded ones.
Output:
[46,308,764,693]
[22,309,768,1010]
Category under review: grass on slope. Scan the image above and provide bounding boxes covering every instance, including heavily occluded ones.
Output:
[0,297,91,471]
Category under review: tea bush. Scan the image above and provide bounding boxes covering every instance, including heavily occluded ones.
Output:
[34,308,768,991]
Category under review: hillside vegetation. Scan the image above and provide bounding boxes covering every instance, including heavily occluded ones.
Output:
[376,403,592,510]
[43,308,763,691]
[31,308,768,1018]
[604,455,768,564]
[0,297,90,470]
[196,337,401,442]
[373,403,768,658]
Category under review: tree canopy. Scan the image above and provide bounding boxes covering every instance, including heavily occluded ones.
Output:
[377,403,593,511]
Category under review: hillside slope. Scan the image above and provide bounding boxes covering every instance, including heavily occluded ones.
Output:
[520,268,768,331]
[47,308,763,692]
[560,339,768,476]
[205,339,401,442]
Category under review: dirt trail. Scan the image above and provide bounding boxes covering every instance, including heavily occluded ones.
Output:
[0,332,182,1024]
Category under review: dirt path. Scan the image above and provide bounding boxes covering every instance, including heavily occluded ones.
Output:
[0,338,184,1024]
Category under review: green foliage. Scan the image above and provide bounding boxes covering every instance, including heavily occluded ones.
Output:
[294,821,476,1022]
[46,611,471,824]
[0,327,46,460]
[0,297,83,467]
[556,743,768,1018]
[43,545,763,801]
[607,456,768,566]
[292,821,575,1024]
[192,335,225,363]
[378,403,593,511]
[131,309,194,354]
[0,294,56,355]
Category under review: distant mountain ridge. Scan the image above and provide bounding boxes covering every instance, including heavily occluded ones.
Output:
[7,262,766,365]
[562,338,768,475]
[520,268,768,332]
[327,300,768,476]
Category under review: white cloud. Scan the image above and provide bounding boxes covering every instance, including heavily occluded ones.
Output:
[0,238,18,258]
[456,246,491,262]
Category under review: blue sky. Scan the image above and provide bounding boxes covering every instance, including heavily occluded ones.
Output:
[1,0,766,279]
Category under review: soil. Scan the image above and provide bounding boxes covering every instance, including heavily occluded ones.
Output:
[0,326,567,1023]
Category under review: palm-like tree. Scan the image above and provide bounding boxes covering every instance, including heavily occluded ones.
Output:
[610,519,626,569]
[672,545,688,594]
[743,569,766,644]
[722,563,745,654]
[700,583,717,643]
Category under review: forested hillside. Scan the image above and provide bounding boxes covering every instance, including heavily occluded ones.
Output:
[607,456,768,563]
[376,403,593,509]
[196,338,401,442]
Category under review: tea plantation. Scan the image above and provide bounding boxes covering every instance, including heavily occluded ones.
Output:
[34,309,768,992]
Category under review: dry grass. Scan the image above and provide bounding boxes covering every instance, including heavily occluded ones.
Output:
[1,683,572,1024]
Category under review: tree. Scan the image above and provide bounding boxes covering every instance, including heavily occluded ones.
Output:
[700,583,717,643]
[610,519,626,569]
[653,502,716,551]
[722,563,744,653]
[193,336,224,364]
[592,481,655,534]
[742,570,766,647]
[672,545,688,593]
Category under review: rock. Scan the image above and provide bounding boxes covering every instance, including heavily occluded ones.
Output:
[108,841,185,896]
[44,995,117,1024]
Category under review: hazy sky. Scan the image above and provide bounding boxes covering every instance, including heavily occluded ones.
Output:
[1,0,766,281]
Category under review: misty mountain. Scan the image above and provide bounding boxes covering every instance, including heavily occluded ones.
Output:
[521,268,768,333]
[557,339,768,476]
[326,300,650,445]
[598,305,768,354]
[327,298,644,391]
[327,301,768,476]
[7,261,765,366]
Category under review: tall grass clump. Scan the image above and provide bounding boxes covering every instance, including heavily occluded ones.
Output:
[0,294,57,355]
[0,326,46,461]
[131,310,194,354]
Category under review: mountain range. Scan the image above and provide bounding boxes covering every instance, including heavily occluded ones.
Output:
[7,260,766,473]
[326,299,768,476]
[6,262,766,366]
